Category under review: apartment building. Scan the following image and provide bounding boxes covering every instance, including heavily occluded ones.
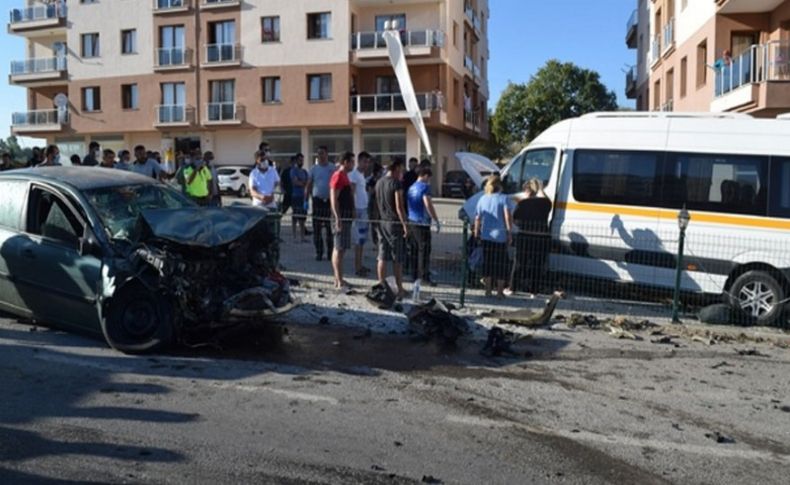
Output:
[8,0,489,185]
[626,0,790,117]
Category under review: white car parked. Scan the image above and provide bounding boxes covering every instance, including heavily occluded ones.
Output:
[217,166,252,197]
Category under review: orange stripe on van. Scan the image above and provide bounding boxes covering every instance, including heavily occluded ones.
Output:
[556,202,790,230]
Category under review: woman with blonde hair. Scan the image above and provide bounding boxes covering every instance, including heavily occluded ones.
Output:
[510,177,553,296]
[474,174,513,298]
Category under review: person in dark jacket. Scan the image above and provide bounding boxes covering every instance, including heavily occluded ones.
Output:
[510,178,552,295]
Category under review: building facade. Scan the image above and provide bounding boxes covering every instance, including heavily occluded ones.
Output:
[8,0,489,185]
[626,0,790,117]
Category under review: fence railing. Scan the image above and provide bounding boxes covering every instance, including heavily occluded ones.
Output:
[650,35,661,65]
[12,109,67,127]
[464,109,480,131]
[156,47,192,67]
[10,57,66,76]
[272,212,790,328]
[351,93,442,114]
[350,30,444,50]
[662,18,675,53]
[204,43,240,63]
[156,105,191,124]
[206,102,238,122]
[9,3,66,24]
[202,0,238,5]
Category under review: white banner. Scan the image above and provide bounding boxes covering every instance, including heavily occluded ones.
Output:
[382,30,433,158]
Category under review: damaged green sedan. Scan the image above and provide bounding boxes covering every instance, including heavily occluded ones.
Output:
[0,167,296,353]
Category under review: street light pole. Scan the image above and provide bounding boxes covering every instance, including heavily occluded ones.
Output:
[672,205,691,324]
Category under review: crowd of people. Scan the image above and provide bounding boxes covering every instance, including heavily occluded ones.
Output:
[1,140,553,300]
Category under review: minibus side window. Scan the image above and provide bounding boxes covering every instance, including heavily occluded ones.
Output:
[573,150,660,206]
[504,149,555,194]
[769,157,790,218]
[662,152,767,216]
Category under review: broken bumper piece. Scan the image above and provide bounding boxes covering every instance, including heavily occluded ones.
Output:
[223,287,298,321]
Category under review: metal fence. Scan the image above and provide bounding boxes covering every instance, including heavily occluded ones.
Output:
[268,212,790,328]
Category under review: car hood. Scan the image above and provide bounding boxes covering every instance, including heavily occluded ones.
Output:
[135,207,271,248]
[455,152,500,189]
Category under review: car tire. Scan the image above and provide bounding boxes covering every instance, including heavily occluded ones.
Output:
[728,270,786,326]
[238,185,248,198]
[101,282,174,354]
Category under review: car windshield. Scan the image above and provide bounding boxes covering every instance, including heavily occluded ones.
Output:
[445,172,467,184]
[84,184,195,241]
[503,149,556,194]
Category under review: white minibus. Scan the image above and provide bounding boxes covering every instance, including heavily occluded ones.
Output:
[461,112,790,325]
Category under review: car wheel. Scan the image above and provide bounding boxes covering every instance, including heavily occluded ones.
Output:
[728,270,786,326]
[101,282,174,354]
[238,185,248,198]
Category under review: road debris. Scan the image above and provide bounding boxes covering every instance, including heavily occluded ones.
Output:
[568,314,601,329]
[650,335,674,345]
[480,327,521,357]
[608,326,640,341]
[421,476,442,484]
[492,291,564,327]
[407,299,467,346]
[365,283,397,310]
[698,303,733,325]
[705,431,735,444]
[691,335,715,346]
[711,361,731,369]
[736,348,769,357]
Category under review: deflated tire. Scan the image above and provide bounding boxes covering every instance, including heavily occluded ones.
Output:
[101,282,174,354]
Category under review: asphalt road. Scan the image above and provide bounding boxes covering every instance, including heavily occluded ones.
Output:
[2,315,789,484]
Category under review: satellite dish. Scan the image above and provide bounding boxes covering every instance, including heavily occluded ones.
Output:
[54,93,68,108]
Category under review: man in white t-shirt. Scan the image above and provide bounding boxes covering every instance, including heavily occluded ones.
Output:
[349,151,372,276]
[249,150,280,210]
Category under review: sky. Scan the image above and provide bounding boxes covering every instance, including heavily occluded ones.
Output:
[0,0,634,145]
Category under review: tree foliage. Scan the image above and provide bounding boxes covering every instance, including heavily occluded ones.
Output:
[492,60,618,148]
[0,136,33,164]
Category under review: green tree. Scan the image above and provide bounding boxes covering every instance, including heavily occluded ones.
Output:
[492,60,618,147]
[0,136,33,165]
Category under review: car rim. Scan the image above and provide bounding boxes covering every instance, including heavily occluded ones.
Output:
[121,300,159,338]
[738,281,776,318]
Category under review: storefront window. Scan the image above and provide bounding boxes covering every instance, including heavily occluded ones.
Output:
[362,128,406,166]
[309,129,352,163]
[263,130,302,163]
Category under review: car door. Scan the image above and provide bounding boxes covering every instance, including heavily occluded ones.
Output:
[13,185,103,332]
[0,179,32,315]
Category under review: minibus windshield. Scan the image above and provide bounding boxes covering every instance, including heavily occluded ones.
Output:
[503,148,556,194]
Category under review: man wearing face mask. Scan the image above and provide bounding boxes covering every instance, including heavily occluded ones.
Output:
[82,141,99,167]
[249,150,280,210]
[36,144,62,167]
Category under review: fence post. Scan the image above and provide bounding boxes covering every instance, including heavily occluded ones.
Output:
[460,220,469,308]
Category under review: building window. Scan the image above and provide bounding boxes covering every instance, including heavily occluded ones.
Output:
[81,33,100,58]
[262,77,281,103]
[261,16,280,42]
[680,56,688,98]
[82,87,101,112]
[653,80,661,110]
[307,74,332,101]
[697,39,708,87]
[122,84,138,110]
[307,12,331,39]
[121,29,137,55]
[453,22,458,47]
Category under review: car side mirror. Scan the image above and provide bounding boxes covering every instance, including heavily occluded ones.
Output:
[79,228,101,257]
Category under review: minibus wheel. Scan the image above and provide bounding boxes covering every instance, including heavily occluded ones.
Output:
[728,270,785,326]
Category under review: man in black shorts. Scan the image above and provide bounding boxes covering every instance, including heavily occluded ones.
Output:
[375,159,408,298]
[330,152,356,291]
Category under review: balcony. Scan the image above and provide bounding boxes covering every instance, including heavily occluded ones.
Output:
[716,0,784,14]
[660,100,674,112]
[205,102,242,125]
[662,18,675,56]
[464,6,481,36]
[464,110,481,133]
[650,35,661,68]
[351,93,442,121]
[8,3,67,35]
[200,0,240,10]
[155,105,194,127]
[9,56,67,85]
[11,109,68,134]
[712,41,790,113]
[153,0,191,14]
[201,43,241,68]
[350,30,444,63]
[154,47,193,71]
[626,9,637,49]
[625,65,637,99]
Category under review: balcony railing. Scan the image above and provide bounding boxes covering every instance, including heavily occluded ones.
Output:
[9,3,67,25]
[626,9,638,47]
[626,65,637,96]
[200,0,240,8]
[156,47,192,68]
[662,18,675,54]
[714,42,790,98]
[206,102,239,122]
[660,100,674,112]
[12,109,67,128]
[204,43,240,64]
[650,35,661,65]
[350,30,445,50]
[465,7,480,31]
[153,0,190,11]
[464,109,480,132]
[351,93,442,114]
[156,105,192,125]
[10,56,66,76]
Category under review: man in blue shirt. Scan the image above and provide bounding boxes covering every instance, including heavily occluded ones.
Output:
[406,167,440,285]
[305,146,335,261]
